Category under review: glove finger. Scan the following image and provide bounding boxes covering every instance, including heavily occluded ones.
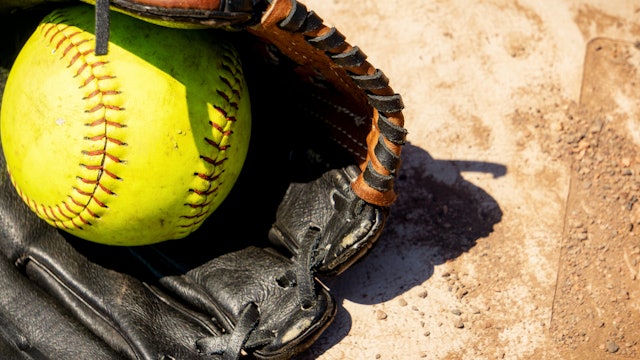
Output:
[0,252,124,360]
[269,166,387,276]
[133,245,336,360]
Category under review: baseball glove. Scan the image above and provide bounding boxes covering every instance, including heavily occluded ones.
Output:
[0,1,406,359]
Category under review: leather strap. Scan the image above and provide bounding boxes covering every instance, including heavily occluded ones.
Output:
[95,0,110,54]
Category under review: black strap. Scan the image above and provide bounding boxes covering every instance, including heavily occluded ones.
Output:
[351,69,389,91]
[278,0,307,31]
[362,161,394,192]
[308,27,346,52]
[378,114,407,145]
[331,46,367,67]
[196,303,260,360]
[374,135,400,173]
[95,0,110,55]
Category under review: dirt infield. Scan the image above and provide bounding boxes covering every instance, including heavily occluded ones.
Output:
[299,1,640,359]
[1,1,638,359]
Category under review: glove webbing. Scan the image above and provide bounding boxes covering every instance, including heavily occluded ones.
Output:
[248,0,407,207]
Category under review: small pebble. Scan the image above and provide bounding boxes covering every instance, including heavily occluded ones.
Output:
[398,297,408,307]
[451,309,462,316]
[454,320,465,329]
[606,340,619,353]
[376,310,388,320]
[417,290,429,299]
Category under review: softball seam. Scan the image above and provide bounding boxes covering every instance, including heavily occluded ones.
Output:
[176,48,246,234]
[16,14,126,231]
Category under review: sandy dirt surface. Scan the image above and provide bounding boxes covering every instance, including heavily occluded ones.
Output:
[1,1,639,359]
[296,1,640,359]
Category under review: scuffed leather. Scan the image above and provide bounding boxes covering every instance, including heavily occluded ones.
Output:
[269,165,388,276]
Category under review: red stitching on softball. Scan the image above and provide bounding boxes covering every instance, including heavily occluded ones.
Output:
[75,61,89,76]
[19,19,127,230]
[43,206,56,221]
[43,22,59,39]
[102,168,121,180]
[72,37,90,47]
[200,156,227,167]
[219,76,233,89]
[85,103,124,113]
[85,207,99,219]
[55,37,67,52]
[214,90,240,111]
[92,197,108,209]
[78,177,98,185]
[57,207,72,220]
[185,201,212,209]
[180,212,209,220]
[82,150,123,163]
[83,88,119,100]
[204,137,229,151]
[50,206,70,222]
[37,204,47,218]
[86,118,126,127]
[86,134,126,146]
[74,187,92,197]
[68,195,84,209]
[209,120,234,135]
[98,184,115,195]
[62,42,75,57]
[190,186,219,196]
[77,214,90,225]
[196,172,223,181]
[182,49,246,228]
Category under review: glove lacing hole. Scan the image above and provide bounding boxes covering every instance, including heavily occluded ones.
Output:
[275,270,297,288]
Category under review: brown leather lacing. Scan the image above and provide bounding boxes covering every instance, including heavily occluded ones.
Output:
[249,0,407,207]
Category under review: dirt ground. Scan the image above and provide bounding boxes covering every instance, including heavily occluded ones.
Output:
[1,1,639,359]
[296,1,640,359]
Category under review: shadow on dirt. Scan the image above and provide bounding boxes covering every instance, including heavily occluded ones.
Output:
[306,143,505,357]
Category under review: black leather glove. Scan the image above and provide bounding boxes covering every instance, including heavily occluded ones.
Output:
[0,1,407,358]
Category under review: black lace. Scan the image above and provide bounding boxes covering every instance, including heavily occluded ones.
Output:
[95,0,110,55]
[293,227,323,309]
[196,303,264,360]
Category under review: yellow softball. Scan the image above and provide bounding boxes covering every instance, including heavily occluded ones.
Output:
[0,5,251,246]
